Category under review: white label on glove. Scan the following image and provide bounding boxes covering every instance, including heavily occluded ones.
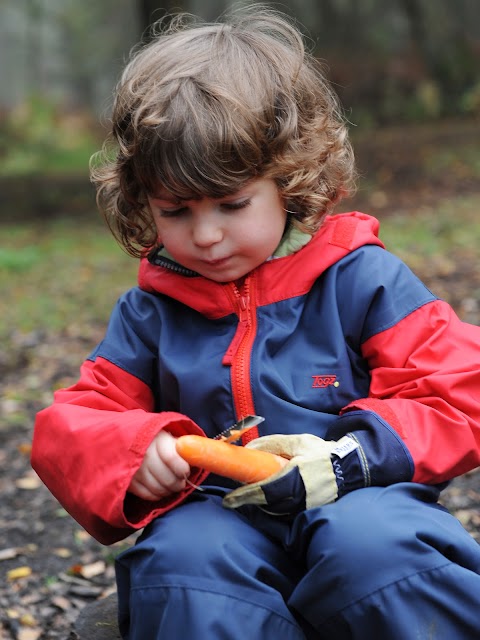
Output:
[331,436,359,459]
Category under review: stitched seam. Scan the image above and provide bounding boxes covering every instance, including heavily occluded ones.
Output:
[87,352,152,387]
[347,432,371,486]
[319,561,453,626]
[129,583,301,629]
[362,296,437,342]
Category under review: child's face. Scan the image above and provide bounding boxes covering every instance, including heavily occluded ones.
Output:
[148,178,288,282]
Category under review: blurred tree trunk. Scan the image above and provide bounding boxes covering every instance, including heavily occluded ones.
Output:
[398,0,433,69]
[399,0,478,111]
[138,0,181,36]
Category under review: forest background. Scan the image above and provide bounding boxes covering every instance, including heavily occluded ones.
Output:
[0,1,480,639]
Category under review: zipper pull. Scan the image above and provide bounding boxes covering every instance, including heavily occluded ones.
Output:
[222,282,251,366]
[222,320,248,365]
[237,294,249,322]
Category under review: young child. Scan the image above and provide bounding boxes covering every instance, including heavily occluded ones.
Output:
[32,7,480,639]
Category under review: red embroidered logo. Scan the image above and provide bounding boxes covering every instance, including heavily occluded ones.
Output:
[312,375,339,388]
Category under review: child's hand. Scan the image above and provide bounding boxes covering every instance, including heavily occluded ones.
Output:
[128,430,191,501]
[223,434,350,513]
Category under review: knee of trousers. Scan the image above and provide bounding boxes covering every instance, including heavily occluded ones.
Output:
[290,483,478,616]
[116,492,299,601]
[115,493,307,638]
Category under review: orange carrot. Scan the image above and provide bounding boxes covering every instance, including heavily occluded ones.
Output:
[176,435,288,484]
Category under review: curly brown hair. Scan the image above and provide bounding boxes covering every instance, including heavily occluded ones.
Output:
[90,7,356,257]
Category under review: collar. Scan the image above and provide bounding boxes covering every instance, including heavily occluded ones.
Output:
[139,212,385,318]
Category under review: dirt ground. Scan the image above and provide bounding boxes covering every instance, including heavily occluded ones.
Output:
[1,120,480,639]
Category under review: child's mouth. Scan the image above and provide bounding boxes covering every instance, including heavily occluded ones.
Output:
[203,256,231,267]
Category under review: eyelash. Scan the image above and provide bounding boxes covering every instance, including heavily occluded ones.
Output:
[159,207,187,218]
[223,198,251,211]
[158,198,251,218]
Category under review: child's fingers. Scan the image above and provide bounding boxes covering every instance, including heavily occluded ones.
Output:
[128,476,164,501]
[127,430,191,500]
[129,464,187,500]
[154,430,191,478]
[145,460,188,494]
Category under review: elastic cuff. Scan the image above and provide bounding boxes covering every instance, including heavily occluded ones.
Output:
[332,436,368,497]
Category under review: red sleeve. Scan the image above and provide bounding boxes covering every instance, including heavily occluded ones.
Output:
[343,300,480,484]
[31,357,208,545]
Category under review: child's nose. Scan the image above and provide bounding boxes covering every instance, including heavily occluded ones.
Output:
[192,216,223,247]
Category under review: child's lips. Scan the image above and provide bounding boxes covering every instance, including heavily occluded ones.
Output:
[203,256,232,267]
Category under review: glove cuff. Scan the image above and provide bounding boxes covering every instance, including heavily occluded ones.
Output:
[299,455,338,509]
[331,433,368,497]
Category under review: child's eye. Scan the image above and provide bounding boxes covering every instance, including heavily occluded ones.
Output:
[159,207,188,218]
[222,198,251,211]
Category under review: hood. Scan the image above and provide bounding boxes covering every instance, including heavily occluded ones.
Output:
[138,211,385,318]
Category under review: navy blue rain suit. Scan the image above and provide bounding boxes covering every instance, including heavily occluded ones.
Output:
[32,213,480,638]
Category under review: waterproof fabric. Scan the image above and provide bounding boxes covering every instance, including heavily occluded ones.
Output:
[31,212,480,636]
[32,213,480,543]
[116,484,480,639]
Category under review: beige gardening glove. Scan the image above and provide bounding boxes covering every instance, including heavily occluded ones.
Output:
[223,433,356,514]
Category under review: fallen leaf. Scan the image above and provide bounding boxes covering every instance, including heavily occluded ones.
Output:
[471,513,480,526]
[79,560,106,579]
[7,566,32,581]
[74,530,92,543]
[15,474,42,490]
[18,629,42,640]
[0,547,19,561]
[53,547,72,558]
[59,571,90,585]
[17,442,32,456]
[453,509,472,526]
[51,595,71,611]
[20,593,44,606]
[19,613,37,627]
[67,563,83,576]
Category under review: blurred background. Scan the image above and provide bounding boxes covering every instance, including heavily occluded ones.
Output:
[2,0,480,122]
[0,3,479,637]
[1,0,479,220]
[0,0,479,221]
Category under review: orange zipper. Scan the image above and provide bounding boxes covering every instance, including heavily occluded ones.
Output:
[222,275,259,444]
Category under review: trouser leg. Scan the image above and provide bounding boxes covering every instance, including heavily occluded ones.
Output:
[286,483,480,639]
[115,491,307,640]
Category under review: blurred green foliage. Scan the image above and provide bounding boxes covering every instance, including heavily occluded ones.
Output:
[0,216,137,339]
[0,96,100,177]
[2,193,480,341]
[379,194,480,259]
